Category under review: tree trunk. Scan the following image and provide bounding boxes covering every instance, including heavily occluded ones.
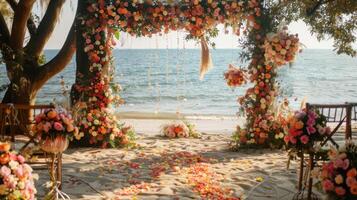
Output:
[70,0,92,106]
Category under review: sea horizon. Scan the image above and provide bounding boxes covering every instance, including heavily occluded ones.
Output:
[1,49,356,117]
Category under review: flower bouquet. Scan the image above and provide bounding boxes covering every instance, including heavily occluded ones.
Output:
[284,109,330,152]
[76,108,136,148]
[34,108,79,154]
[224,64,247,88]
[264,27,300,66]
[0,142,37,200]
[317,142,357,199]
[161,121,190,138]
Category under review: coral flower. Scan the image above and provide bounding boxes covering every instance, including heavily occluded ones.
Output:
[350,184,357,195]
[335,187,346,196]
[53,122,64,131]
[346,177,357,187]
[348,168,357,177]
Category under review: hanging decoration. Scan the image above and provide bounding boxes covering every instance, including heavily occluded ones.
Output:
[224,64,247,88]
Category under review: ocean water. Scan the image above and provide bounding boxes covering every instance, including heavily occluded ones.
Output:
[0,49,356,116]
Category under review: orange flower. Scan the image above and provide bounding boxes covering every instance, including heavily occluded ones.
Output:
[348,168,357,177]
[174,126,183,134]
[294,121,304,130]
[350,184,357,195]
[0,143,11,152]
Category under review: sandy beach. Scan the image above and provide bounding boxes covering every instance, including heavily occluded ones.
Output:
[33,118,327,200]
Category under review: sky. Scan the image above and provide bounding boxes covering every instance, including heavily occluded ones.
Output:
[45,1,336,50]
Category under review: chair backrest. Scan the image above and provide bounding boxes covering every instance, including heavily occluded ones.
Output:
[351,103,357,122]
[306,103,349,123]
[0,103,55,137]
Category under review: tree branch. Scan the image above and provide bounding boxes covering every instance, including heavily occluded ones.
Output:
[0,12,10,43]
[9,0,36,51]
[33,22,76,91]
[5,0,37,36]
[26,0,66,58]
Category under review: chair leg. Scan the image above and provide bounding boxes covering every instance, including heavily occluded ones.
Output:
[298,153,304,191]
[307,153,314,200]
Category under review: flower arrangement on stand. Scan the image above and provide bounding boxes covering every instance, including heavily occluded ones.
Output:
[316,141,357,199]
[0,142,37,200]
[34,108,79,154]
[76,108,136,148]
[284,109,330,152]
[161,121,201,139]
[224,64,247,88]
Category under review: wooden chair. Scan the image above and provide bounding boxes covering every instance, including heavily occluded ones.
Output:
[0,103,63,189]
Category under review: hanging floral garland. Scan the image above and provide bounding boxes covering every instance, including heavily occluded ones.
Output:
[77,0,262,147]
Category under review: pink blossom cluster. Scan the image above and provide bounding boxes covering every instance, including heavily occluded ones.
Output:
[284,109,330,151]
[0,143,37,200]
[34,108,79,141]
[317,144,357,198]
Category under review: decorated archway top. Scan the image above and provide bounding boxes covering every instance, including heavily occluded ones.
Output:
[85,0,262,39]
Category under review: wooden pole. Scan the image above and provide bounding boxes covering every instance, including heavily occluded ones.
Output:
[57,153,63,190]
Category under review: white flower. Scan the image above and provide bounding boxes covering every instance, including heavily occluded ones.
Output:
[9,160,19,170]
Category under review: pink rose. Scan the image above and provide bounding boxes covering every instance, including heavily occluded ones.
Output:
[53,122,63,131]
[334,159,344,169]
[43,122,51,133]
[15,165,24,178]
[342,159,350,170]
[0,166,11,177]
[325,127,331,135]
[17,155,25,164]
[322,179,334,191]
[289,136,297,144]
[300,135,309,144]
[307,126,316,134]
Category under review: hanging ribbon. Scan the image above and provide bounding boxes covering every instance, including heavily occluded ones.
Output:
[199,37,213,80]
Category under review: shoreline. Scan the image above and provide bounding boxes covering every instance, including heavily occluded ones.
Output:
[116,111,240,120]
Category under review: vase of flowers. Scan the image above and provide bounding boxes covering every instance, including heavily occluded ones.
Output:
[34,108,78,154]
[314,141,357,199]
[0,142,37,200]
[284,109,330,152]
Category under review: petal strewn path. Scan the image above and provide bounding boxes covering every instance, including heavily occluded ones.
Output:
[35,134,324,199]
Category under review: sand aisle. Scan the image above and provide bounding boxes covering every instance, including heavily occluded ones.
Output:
[35,119,326,200]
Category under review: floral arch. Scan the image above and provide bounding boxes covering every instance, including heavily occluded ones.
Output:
[71,0,300,148]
